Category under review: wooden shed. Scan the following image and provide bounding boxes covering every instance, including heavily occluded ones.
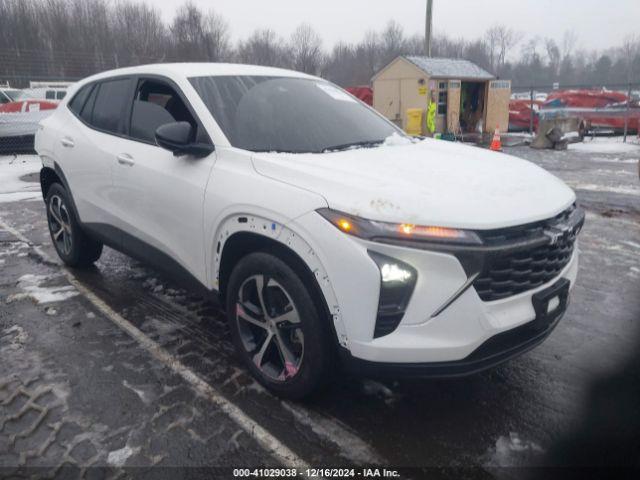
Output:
[372,56,511,137]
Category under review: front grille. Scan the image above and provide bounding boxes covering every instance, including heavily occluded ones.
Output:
[473,206,582,302]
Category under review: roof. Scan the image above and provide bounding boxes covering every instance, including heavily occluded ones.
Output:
[403,56,495,80]
[79,63,317,84]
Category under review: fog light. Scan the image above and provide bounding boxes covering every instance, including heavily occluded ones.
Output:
[368,251,418,338]
[380,263,413,283]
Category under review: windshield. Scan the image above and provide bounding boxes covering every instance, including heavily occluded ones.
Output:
[5,90,32,101]
[189,76,400,153]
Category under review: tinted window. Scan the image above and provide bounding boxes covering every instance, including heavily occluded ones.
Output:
[92,78,131,134]
[45,91,55,100]
[80,85,98,123]
[129,79,196,143]
[189,76,398,153]
[68,85,93,115]
[56,91,66,100]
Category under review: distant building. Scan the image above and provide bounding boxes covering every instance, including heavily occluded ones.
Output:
[372,56,511,136]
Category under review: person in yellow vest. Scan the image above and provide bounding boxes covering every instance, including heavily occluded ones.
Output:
[427,92,437,136]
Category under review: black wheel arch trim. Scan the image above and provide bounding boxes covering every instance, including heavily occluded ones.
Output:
[40,162,81,222]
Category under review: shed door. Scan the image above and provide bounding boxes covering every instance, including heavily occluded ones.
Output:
[447,80,461,133]
[374,79,401,127]
[485,80,512,134]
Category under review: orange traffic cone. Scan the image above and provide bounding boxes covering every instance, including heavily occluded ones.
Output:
[490,128,502,152]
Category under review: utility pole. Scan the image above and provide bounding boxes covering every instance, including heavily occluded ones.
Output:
[425,0,433,57]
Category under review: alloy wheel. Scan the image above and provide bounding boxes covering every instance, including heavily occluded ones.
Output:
[48,194,73,256]
[235,275,305,382]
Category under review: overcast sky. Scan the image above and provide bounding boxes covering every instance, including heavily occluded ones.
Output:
[151,0,639,53]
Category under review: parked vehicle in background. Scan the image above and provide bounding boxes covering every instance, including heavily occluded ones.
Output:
[25,81,73,102]
[509,89,640,134]
[0,87,58,154]
[24,87,68,101]
[35,64,584,399]
[345,86,373,106]
[509,99,542,131]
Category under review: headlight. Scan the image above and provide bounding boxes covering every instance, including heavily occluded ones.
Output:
[317,208,482,245]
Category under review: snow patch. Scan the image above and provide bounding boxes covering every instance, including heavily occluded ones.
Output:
[589,157,639,165]
[623,241,640,250]
[383,132,414,147]
[0,155,41,203]
[7,274,78,304]
[107,445,139,467]
[1,325,28,349]
[569,140,640,154]
[567,182,640,196]
[123,380,154,405]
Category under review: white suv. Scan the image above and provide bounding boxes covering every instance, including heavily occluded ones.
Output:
[35,64,584,398]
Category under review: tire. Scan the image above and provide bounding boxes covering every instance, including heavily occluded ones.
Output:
[45,183,103,267]
[226,252,333,399]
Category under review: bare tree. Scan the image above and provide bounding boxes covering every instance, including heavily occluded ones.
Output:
[170,1,230,62]
[237,29,289,68]
[357,31,381,81]
[485,25,519,75]
[289,23,323,75]
[545,38,561,77]
[380,20,406,65]
[621,34,638,82]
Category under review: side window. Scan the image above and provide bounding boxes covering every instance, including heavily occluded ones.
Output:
[92,78,131,134]
[129,79,197,144]
[57,91,66,100]
[45,90,56,100]
[68,85,93,115]
[80,85,98,123]
[0,92,8,105]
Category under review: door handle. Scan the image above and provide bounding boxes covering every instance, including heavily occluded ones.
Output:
[60,137,75,148]
[116,154,135,167]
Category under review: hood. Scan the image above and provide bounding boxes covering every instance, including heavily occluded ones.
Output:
[251,139,576,230]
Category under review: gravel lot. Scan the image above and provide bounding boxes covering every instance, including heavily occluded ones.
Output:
[1,137,639,478]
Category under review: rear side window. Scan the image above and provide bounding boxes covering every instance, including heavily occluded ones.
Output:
[91,78,131,134]
[80,85,98,123]
[68,85,93,115]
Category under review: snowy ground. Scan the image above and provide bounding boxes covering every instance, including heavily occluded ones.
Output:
[1,139,639,477]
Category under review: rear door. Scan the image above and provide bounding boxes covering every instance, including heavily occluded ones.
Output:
[55,78,134,239]
[111,76,216,286]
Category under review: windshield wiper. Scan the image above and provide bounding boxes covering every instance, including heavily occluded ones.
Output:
[322,140,385,153]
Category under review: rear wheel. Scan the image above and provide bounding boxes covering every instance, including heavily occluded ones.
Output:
[226,252,332,399]
[45,183,103,267]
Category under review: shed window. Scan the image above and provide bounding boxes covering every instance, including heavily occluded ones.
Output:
[437,81,448,116]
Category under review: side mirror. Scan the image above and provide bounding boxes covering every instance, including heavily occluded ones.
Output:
[155,121,214,157]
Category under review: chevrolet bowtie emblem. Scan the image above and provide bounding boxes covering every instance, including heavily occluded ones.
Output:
[544,228,566,246]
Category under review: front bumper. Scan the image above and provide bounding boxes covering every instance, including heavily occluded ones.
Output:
[292,209,581,366]
[340,278,570,378]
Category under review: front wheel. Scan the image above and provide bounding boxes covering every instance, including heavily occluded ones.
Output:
[45,183,103,267]
[226,252,333,399]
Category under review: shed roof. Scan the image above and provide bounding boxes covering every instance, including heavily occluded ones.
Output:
[403,56,494,80]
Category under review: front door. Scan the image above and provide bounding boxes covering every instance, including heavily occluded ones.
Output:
[111,77,216,286]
